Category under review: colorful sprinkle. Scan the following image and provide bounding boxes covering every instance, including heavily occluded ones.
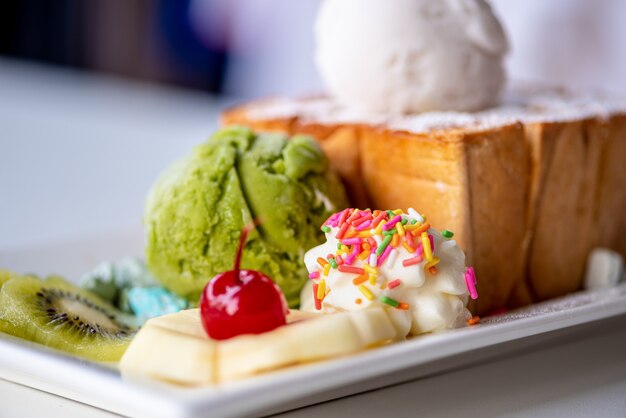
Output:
[392,209,404,215]
[370,212,388,229]
[402,254,424,267]
[355,298,362,305]
[317,257,329,268]
[321,225,331,233]
[402,242,416,253]
[425,257,440,269]
[377,246,393,266]
[338,209,350,225]
[395,222,406,237]
[352,214,373,227]
[382,215,402,231]
[323,212,339,227]
[347,244,361,265]
[376,235,393,256]
[343,253,356,266]
[356,220,373,231]
[336,222,350,240]
[406,222,430,234]
[369,274,377,285]
[387,279,402,289]
[346,209,362,224]
[342,238,362,246]
[363,264,378,275]
[358,285,374,300]
[328,257,338,269]
[336,255,344,265]
[421,232,433,261]
[352,273,369,285]
[369,253,378,266]
[397,302,410,310]
[317,279,327,300]
[338,265,365,274]
[467,316,480,326]
[380,295,399,308]
[308,271,320,280]
[323,263,331,276]
[358,250,371,261]
[441,229,454,238]
[313,284,321,310]
[465,266,478,300]
[391,233,400,247]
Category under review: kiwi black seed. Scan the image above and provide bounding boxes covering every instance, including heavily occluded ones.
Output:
[0,275,137,361]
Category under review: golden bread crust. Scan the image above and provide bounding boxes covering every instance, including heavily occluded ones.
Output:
[221,99,626,316]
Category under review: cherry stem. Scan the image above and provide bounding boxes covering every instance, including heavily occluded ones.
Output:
[233,220,259,284]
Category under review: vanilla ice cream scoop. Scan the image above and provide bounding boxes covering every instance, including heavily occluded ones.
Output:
[315,0,509,113]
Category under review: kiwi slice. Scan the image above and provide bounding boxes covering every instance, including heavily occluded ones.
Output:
[0,276,137,361]
[0,318,17,335]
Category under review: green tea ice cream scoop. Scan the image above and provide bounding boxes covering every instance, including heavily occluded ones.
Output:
[144,126,348,307]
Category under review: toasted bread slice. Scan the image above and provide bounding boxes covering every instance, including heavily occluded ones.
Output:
[221,91,626,315]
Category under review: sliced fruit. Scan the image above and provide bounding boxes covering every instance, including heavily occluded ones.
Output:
[0,276,136,361]
[0,318,18,335]
[218,307,397,382]
[120,312,216,386]
[120,307,397,386]
[148,309,208,338]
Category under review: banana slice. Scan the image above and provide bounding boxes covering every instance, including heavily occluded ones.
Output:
[119,312,216,386]
[120,307,397,386]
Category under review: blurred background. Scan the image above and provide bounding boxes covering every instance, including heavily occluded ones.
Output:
[1,0,625,98]
[1,0,625,250]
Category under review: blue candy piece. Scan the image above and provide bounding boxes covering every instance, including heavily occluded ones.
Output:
[127,287,189,322]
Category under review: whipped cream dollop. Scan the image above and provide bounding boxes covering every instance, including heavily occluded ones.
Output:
[301,208,474,337]
[315,0,509,114]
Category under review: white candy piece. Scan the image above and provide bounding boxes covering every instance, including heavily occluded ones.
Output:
[583,248,625,291]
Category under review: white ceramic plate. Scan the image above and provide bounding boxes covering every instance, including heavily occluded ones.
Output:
[1,230,625,418]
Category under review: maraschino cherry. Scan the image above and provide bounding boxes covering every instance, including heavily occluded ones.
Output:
[199,222,288,340]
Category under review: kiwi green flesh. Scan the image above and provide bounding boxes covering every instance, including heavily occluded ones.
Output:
[0,318,18,335]
[0,276,136,362]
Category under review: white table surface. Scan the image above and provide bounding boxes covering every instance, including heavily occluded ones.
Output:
[1,59,625,418]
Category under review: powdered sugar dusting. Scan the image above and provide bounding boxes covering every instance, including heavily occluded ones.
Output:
[390,109,526,133]
[246,97,388,126]
[482,282,626,324]
[242,83,626,134]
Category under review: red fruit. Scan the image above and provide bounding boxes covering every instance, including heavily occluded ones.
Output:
[200,269,287,340]
[199,222,288,340]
